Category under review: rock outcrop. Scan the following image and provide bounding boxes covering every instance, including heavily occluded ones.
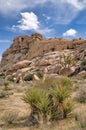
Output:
[0,33,86,78]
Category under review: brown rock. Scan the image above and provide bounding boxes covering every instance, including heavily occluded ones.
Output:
[12,60,31,70]
[0,33,86,79]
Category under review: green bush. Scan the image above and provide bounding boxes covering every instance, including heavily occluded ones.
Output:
[24,74,33,81]
[58,76,73,88]
[7,76,14,82]
[37,71,43,78]
[0,73,5,79]
[4,80,9,90]
[0,90,8,98]
[81,60,86,66]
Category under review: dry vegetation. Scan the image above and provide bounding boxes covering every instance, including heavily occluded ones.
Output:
[0,77,86,130]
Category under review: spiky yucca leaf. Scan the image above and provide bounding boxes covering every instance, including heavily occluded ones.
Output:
[52,84,70,104]
[36,89,51,114]
[58,76,73,89]
[62,100,73,118]
[23,88,40,107]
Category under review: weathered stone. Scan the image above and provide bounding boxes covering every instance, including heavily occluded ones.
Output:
[33,74,40,81]
[12,60,31,70]
[0,33,86,78]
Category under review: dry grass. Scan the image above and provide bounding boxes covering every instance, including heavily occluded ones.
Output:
[0,78,86,130]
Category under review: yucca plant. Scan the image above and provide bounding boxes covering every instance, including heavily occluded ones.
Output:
[58,76,73,89]
[52,84,70,104]
[35,89,51,122]
[62,100,73,118]
[23,88,40,117]
[23,76,73,123]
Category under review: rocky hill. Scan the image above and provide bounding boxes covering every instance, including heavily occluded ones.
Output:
[0,33,86,80]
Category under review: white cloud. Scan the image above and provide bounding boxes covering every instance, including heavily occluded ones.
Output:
[11,12,54,37]
[0,0,28,15]
[63,29,77,37]
[1,0,86,26]
[62,0,86,10]
[17,12,39,30]
[0,0,86,15]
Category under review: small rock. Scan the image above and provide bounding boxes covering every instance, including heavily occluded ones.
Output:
[33,74,40,81]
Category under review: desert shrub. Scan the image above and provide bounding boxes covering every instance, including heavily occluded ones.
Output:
[23,76,73,123]
[0,73,5,79]
[81,60,86,66]
[3,112,18,124]
[23,88,52,123]
[57,76,73,89]
[59,55,76,69]
[62,100,73,118]
[37,71,43,78]
[52,85,70,104]
[0,90,8,98]
[35,89,51,122]
[23,88,40,106]
[7,76,14,82]
[24,74,33,81]
[75,86,86,103]
[4,80,9,90]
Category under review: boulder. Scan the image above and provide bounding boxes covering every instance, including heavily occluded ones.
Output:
[12,60,31,70]
[33,74,40,81]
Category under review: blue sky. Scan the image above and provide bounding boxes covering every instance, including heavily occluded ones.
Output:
[0,0,86,60]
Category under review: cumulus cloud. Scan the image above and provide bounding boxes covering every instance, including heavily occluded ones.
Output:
[11,12,53,36]
[63,29,77,37]
[16,12,39,30]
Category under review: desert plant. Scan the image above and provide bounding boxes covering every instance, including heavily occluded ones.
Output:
[7,76,14,82]
[23,88,40,106]
[58,76,73,89]
[23,88,40,119]
[24,74,33,81]
[0,73,5,79]
[4,80,9,90]
[35,89,51,122]
[62,100,73,118]
[37,71,43,79]
[3,112,18,124]
[81,60,86,66]
[0,90,8,98]
[23,76,73,123]
[52,84,71,104]
[59,54,76,70]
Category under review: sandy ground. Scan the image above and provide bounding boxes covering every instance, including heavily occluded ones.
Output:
[0,80,86,130]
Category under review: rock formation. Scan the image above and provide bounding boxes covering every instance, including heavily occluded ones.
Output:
[0,33,86,79]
